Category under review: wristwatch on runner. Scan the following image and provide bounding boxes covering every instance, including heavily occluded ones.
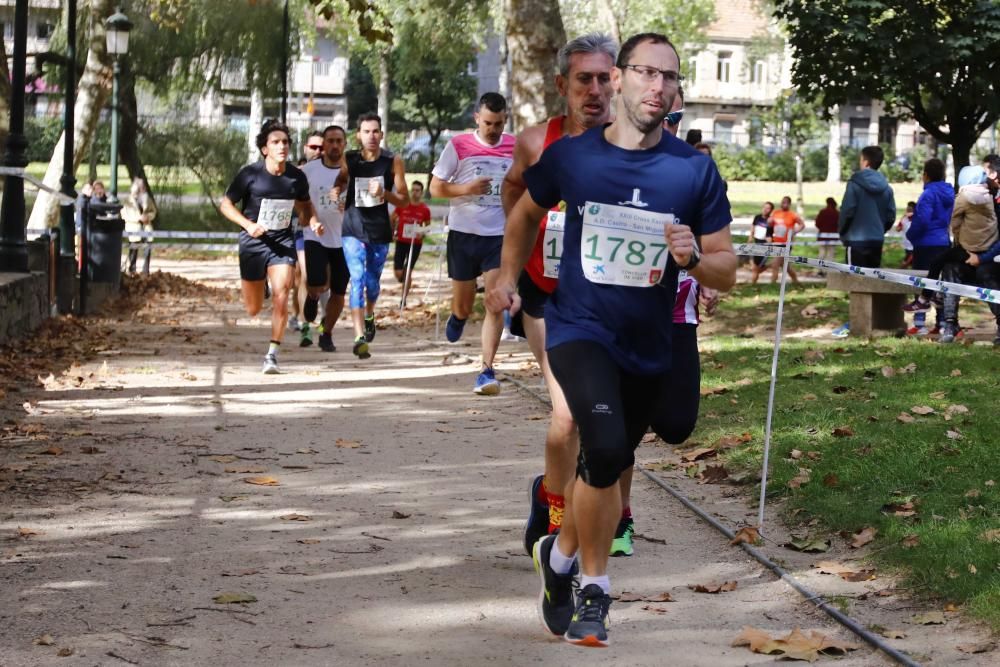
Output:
[680,244,701,271]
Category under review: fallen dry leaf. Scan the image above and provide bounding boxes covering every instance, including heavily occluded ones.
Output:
[910,406,935,415]
[39,446,64,456]
[957,641,996,654]
[788,468,811,489]
[789,449,803,460]
[699,464,729,484]
[950,369,962,377]
[618,591,644,602]
[244,476,279,486]
[784,537,830,553]
[981,529,1000,543]
[279,514,311,522]
[803,393,817,401]
[714,432,752,449]
[911,611,946,625]
[33,634,55,646]
[681,446,716,462]
[831,427,854,438]
[881,366,896,378]
[17,527,41,539]
[732,626,859,661]
[730,526,762,546]
[901,534,921,549]
[335,438,361,449]
[897,412,916,424]
[849,527,877,549]
[689,580,738,594]
[946,430,963,440]
[213,592,257,604]
[822,473,840,488]
[57,647,73,657]
[295,447,319,454]
[879,629,907,639]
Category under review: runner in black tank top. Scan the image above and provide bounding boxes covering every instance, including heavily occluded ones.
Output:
[333,112,410,359]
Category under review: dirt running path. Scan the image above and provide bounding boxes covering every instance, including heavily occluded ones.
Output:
[1,261,993,666]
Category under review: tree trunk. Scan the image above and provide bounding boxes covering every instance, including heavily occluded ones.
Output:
[597,0,621,45]
[826,105,841,184]
[248,86,263,163]
[951,140,972,186]
[505,0,566,132]
[377,51,389,146]
[27,0,114,230]
[118,62,154,207]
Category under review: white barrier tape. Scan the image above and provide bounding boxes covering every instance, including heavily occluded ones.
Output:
[0,166,76,205]
[737,242,1000,305]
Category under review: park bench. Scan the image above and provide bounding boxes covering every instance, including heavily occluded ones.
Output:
[826,269,926,336]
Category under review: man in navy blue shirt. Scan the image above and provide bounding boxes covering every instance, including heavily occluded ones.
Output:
[488,32,736,648]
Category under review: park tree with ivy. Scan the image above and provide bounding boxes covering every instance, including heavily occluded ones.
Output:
[773,0,1000,175]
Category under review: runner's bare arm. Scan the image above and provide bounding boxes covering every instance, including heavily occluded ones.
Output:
[485,192,547,314]
[220,196,265,238]
[295,199,324,236]
[501,124,545,215]
[665,224,737,291]
[385,154,410,208]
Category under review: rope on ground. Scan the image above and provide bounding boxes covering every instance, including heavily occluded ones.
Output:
[737,242,1000,304]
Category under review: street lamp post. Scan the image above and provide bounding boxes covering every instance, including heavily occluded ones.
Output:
[104,10,132,204]
[57,0,78,313]
[0,0,30,272]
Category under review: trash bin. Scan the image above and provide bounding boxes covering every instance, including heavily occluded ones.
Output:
[85,201,125,284]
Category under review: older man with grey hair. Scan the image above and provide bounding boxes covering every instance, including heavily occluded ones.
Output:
[500,32,629,568]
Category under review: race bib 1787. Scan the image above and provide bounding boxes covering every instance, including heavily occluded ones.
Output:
[256,198,294,231]
[580,202,674,287]
[355,177,384,208]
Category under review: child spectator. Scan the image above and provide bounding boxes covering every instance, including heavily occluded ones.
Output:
[895,201,916,268]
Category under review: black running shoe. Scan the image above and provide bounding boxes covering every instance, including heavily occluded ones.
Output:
[565,583,611,647]
[303,296,319,323]
[523,474,549,556]
[532,534,577,637]
[364,316,376,342]
[318,332,335,352]
[352,336,371,359]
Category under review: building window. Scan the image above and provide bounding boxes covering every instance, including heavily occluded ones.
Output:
[878,116,897,145]
[714,120,734,143]
[716,51,732,83]
[687,56,697,85]
[313,59,332,77]
[750,60,765,84]
[36,22,54,40]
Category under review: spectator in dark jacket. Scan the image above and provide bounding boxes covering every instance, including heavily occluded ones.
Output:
[838,146,896,268]
[905,158,954,335]
[814,197,839,267]
[985,153,1000,222]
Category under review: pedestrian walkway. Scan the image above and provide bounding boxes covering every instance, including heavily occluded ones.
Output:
[0,261,993,665]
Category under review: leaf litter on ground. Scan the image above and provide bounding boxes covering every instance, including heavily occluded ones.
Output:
[732,626,859,661]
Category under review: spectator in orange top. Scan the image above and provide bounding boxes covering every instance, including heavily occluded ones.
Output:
[768,195,804,284]
[814,197,839,273]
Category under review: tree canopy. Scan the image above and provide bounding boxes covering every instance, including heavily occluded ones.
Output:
[773,0,1000,170]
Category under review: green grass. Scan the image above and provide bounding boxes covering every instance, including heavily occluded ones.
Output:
[693,285,1000,629]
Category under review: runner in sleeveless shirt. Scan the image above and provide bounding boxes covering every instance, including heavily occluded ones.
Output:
[430,92,515,395]
[500,33,618,556]
[221,120,324,374]
[333,112,410,359]
[768,195,804,284]
[489,33,736,646]
[301,125,350,353]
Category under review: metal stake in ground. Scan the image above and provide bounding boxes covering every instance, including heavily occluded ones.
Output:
[757,242,792,533]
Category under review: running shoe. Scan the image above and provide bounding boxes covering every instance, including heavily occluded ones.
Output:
[609,518,634,557]
[906,325,929,336]
[473,367,501,396]
[303,297,319,323]
[262,354,280,374]
[287,315,301,331]
[364,315,376,342]
[318,332,336,352]
[937,323,958,344]
[445,314,466,342]
[352,335,371,359]
[524,475,549,556]
[532,534,578,637]
[902,297,931,312]
[300,323,313,347]
[830,323,850,338]
[564,583,612,647]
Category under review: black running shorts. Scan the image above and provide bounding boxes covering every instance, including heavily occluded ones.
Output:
[517,270,550,320]
[393,241,423,273]
[548,330,700,488]
[446,230,502,281]
[239,229,296,281]
[304,240,349,295]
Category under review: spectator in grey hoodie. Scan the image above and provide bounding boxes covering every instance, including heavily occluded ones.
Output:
[838,145,896,268]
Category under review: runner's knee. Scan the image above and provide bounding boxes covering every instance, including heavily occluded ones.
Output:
[578,445,634,489]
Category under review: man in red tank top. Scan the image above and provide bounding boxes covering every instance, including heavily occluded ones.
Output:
[501,33,619,562]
